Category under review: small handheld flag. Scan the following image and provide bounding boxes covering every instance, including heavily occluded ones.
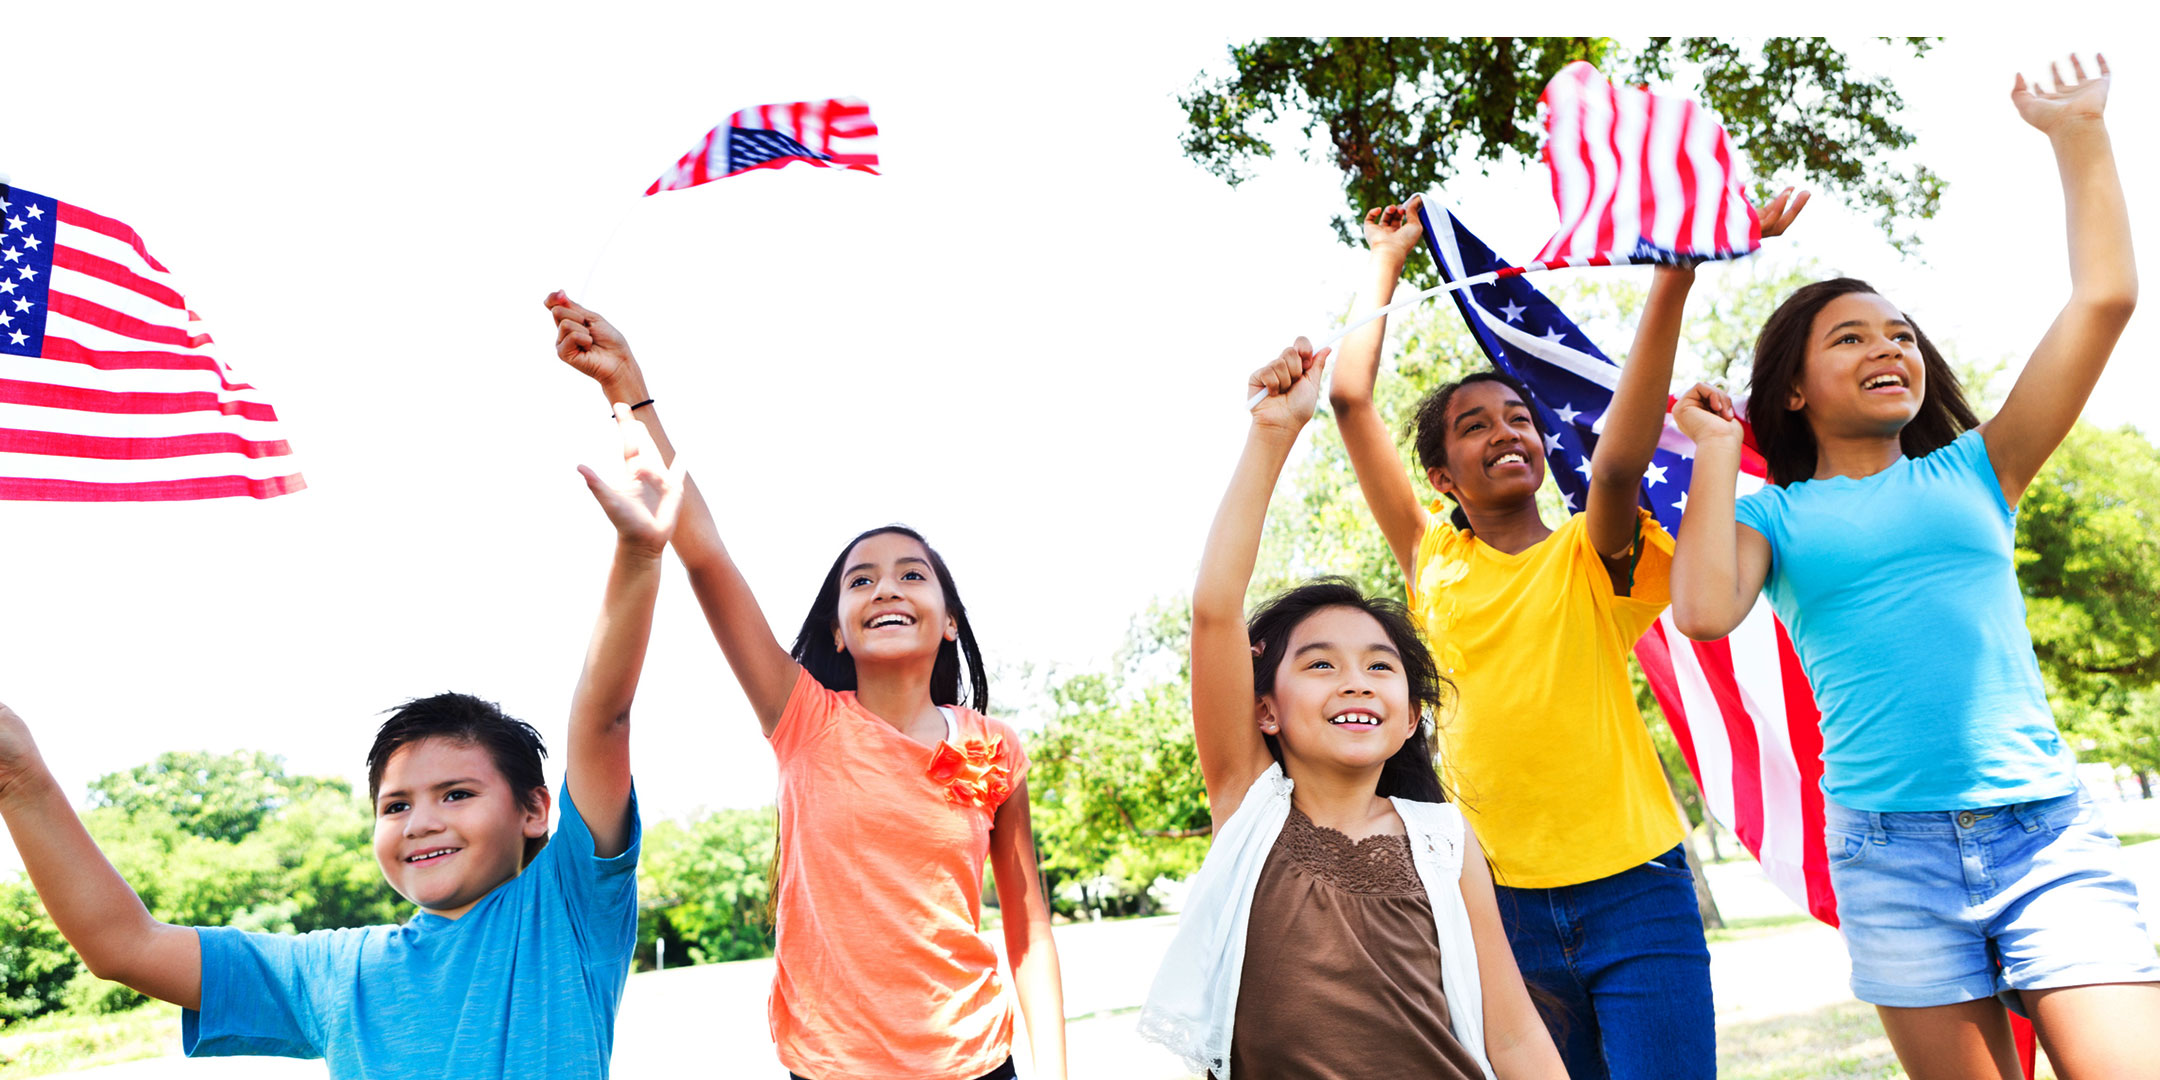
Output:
[0,184,302,501]
[645,97,880,195]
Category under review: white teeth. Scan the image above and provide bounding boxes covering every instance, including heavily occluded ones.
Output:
[1863,374,1905,390]
[1494,453,1525,466]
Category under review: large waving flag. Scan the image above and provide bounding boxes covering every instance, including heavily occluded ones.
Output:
[645,97,879,195]
[0,184,302,501]
[1536,61,1761,266]
[1416,200,1834,927]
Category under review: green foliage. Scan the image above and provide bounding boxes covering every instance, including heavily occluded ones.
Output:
[636,808,776,965]
[2016,422,2160,771]
[1028,605,1213,917]
[1180,37,1942,263]
[59,971,145,1017]
[87,750,340,845]
[0,883,74,1022]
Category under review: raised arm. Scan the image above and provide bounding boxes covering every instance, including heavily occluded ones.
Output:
[547,293,800,734]
[1982,55,2135,504]
[1194,341,1329,828]
[0,703,202,1010]
[1667,385,1773,640]
[1328,197,1431,579]
[1584,264,1696,557]
[1587,188,1805,558]
[564,404,686,857]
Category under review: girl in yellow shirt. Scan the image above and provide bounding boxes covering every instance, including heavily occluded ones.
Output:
[1327,192,1804,1080]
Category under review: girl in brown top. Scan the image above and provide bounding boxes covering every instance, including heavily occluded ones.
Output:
[1158,343,1566,1079]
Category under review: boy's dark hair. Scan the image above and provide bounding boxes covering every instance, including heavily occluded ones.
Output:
[1748,277,1980,486]
[1409,370,1548,530]
[1246,578,1452,803]
[790,525,991,713]
[367,693,550,866]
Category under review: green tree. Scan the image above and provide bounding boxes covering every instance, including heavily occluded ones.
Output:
[636,808,777,966]
[2015,421,2160,777]
[0,882,74,1021]
[1180,37,1942,261]
[87,750,337,844]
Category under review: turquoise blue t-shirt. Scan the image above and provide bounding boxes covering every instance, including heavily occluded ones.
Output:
[1734,429,2074,812]
[183,783,639,1078]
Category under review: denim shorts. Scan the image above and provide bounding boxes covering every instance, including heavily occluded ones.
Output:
[1825,788,2160,1009]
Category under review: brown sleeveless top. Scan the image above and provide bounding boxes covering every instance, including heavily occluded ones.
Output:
[1221,805,1486,1080]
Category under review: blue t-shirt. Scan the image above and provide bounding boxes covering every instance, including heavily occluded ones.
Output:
[1734,429,2073,811]
[184,783,640,1078]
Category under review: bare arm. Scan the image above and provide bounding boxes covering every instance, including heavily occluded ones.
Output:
[1667,385,1773,640]
[547,293,801,734]
[0,704,202,1009]
[1981,56,2136,504]
[564,406,686,857]
[1328,198,1430,579]
[1459,826,1567,1080]
[1585,264,1696,557]
[1194,342,1329,829]
[1588,188,1804,557]
[990,782,1067,1080]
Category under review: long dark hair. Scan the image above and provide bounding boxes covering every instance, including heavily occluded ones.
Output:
[789,525,991,713]
[1410,370,1548,530]
[1748,278,1980,487]
[1246,579,1452,803]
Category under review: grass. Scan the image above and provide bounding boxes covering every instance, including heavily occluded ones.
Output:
[1705,911,1815,943]
[1718,999,1906,1079]
[0,1002,178,1076]
[2117,830,2156,847]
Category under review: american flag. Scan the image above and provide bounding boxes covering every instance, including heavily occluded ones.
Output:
[1537,61,1761,267]
[0,185,302,501]
[645,97,879,195]
[1416,200,1836,927]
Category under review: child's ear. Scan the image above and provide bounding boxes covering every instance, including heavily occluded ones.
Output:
[1427,465,1455,496]
[831,624,846,654]
[1255,697,1279,735]
[945,617,958,642]
[1786,385,1806,412]
[522,786,553,839]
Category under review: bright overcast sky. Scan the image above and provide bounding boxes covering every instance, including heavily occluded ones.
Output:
[4,10,2156,863]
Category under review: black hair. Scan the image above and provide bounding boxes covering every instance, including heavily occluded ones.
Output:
[790,525,991,713]
[367,693,550,866]
[1409,369,1549,530]
[1748,277,1980,487]
[1246,578,1451,803]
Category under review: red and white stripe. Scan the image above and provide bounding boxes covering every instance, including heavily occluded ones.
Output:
[1536,61,1760,266]
[644,97,880,195]
[1,199,302,501]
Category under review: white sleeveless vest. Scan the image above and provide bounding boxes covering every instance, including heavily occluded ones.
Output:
[1136,763,1496,1080]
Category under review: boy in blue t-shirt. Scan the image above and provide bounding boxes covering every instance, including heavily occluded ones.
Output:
[0,403,684,1079]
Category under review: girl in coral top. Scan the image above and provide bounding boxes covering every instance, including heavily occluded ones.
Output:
[544,294,1066,1080]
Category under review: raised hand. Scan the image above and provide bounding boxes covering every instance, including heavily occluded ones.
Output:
[1362,194,1426,260]
[2013,54,2111,135]
[1670,382,1742,446]
[1757,186,1809,239]
[1247,338,1331,433]
[546,291,640,394]
[578,404,687,556]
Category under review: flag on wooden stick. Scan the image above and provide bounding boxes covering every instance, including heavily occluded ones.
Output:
[0,184,303,501]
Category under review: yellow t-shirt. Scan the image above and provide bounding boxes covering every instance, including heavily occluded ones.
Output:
[1410,505,1686,889]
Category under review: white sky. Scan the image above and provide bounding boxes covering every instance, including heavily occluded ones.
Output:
[4,9,2157,869]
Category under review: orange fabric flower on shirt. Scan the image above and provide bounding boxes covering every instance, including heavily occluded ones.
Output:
[927,735,1013,809]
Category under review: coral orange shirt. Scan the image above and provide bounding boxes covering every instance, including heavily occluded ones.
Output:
[767,669,1029,1080]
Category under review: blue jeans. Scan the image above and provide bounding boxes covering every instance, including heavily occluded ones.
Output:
[1493,845,1716,1080]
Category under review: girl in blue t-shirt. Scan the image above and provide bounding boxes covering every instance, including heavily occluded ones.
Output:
[1668,54,2159,1078]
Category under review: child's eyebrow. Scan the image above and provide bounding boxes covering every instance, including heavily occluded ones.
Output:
[843,556,931,577]
[1822,317,1912,341]
[1292,641,1403,659]
[375,777,486,802]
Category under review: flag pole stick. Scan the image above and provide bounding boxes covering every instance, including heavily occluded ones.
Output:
[576,198,642,303]
[1244,257,1626,410]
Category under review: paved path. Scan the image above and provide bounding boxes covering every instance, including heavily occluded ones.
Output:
[62,827,2160,1079]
